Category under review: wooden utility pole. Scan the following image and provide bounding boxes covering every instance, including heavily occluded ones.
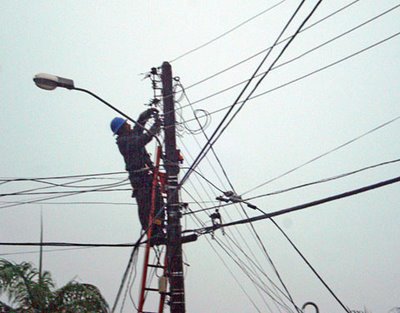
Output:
[161,61,186,313]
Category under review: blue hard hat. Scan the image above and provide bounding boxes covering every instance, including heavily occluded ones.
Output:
[110,117,127,135]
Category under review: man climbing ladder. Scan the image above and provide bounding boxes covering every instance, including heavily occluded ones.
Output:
[110,108,165,239]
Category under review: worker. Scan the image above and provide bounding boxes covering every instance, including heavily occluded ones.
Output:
[110,108,164,239]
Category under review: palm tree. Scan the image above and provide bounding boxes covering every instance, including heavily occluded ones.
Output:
[0,259,109,313]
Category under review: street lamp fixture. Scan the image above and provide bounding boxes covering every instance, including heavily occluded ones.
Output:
[33,73,75,90]
[32,73,160,144]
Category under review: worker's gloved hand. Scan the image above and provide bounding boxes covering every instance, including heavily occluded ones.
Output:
[149,108,159,116]
[140,108,158,119]
[154,115,161,127]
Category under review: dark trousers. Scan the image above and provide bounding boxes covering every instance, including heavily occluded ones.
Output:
[130,173,164,234]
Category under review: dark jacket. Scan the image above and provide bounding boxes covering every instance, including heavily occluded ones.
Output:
[116,110,160,177]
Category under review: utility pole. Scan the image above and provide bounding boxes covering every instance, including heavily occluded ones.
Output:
[161,61,186,313]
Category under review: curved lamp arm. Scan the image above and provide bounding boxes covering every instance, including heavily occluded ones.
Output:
[33,73,162,146]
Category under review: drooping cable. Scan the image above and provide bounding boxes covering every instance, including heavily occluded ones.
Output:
[180,87,302,312]
[192,0,324,176]
[268,217,350,312]
[180,1,321,192]
[183,190,291,312]
[178,4,324,308]
[178,89,297,309]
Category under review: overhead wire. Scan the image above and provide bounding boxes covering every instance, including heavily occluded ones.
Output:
[183,0,361,91]
[222,232,301,312]
[213,235,295,313]
[169,0,288,63]
[179,29,400,129]
[184,157,400,217]
[111,230,145,313]
[178,84,298,310]
[180,3,326,309]
[175,3,400,115]
[0,242,140,247]
[0,246,97,257]
[0,171,126,182]
[180,189,265,311]
[181,143,274,284]
[177,3,325,311]
[268,217,350,313]
[179,0,307,165]
[181,165,296,312]
[243,114,400,196]
[174,69,392,312]
[180,0,322,198]
[185,175,400,234]
[120,249,140,313]
[0,181,131,210]
[189,155,400,226]
[181,147,288,310]
[246,158,400,201]
[0,177,126,197]
[182,189,292,312]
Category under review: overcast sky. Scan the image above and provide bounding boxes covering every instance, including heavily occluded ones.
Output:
[1,1,399,312]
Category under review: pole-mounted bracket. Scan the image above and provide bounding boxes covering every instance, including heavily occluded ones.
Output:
[216,191,258,210]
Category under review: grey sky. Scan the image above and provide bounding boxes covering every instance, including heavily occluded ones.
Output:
[1,1,399,312]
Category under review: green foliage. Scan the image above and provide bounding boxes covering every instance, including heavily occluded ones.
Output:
[0,259,109,313]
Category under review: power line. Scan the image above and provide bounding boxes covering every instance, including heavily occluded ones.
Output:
[183,195,292,312]
[0,246,97,256]
[246,158,400,200]
[0,242,140,247]
[183,0,361,91]
[179,5,325,312]
[183,157,400,216]
[176,12,310,309]
[181,4,400,110]
[269,218,350,313]
[169,0,288,63]
[181,143,294,311]
[187,175,400,234]
[181,30,400,127]
[0,201,136,206]
[0,187,131,197]
[0,171,126,182]
[178,85,291,299]
[243,114,400,195]
[0,182,132,210]
[180,0,312,189]
[213,234,298,312]
[193,0,324,199]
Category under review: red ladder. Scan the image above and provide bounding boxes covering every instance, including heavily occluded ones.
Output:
[137,146,168,313]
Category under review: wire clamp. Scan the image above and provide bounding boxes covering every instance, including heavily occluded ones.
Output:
[216,191,258,210]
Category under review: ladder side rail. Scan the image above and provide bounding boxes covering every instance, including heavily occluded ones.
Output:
[138,146,163,313]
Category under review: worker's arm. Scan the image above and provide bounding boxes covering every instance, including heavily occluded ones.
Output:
[135,115,161,147]
[132,108,157,135]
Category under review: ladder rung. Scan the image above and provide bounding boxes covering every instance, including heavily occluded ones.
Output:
[144,287,159,292]
[147,264,164,269]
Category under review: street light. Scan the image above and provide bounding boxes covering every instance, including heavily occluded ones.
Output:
[32,72,162,143]
[33,73,75,90]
